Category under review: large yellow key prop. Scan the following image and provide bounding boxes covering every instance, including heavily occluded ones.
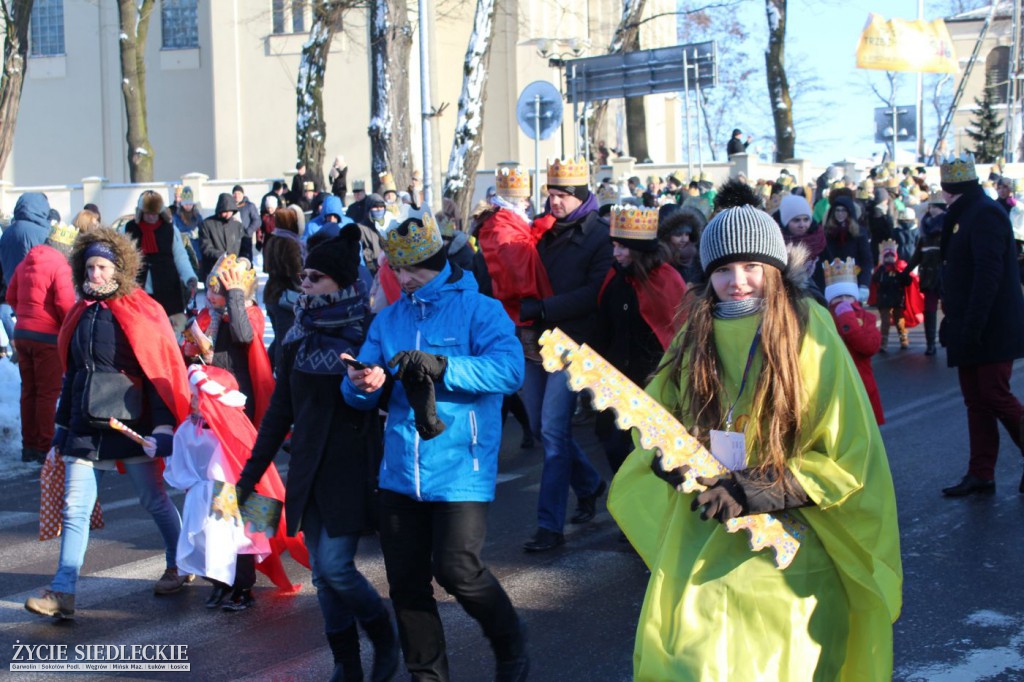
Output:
[538,327,806,569]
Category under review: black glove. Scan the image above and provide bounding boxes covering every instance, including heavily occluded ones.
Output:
[691,474,748,523]
[52,426,69,453]
[519,298,545,323]
[389,350,448,383]
[235,481,254,507]
[650,453,690,491]
[403,378,446,440]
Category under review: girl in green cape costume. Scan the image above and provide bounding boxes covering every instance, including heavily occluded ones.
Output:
[608,201,902,681]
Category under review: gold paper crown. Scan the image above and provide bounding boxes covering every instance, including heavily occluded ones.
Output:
[206,253,257,300]
[547,157,589,187]
[878,238,899,261]
[495,166,531,199]
[378,172,397,194]
[610,205,659,243]
[48,222,79,247]
[596,183,621,207]
[940,153,977,185]
[383,207,444,267]
[822,257,859,287]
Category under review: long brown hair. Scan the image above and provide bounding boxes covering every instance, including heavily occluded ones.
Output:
[659,265,808,482]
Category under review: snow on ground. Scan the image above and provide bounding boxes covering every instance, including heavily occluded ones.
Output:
[0,356,36,480]
[897,611,1024,681]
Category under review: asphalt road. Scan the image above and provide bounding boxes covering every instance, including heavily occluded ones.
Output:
[2,319,1024,681]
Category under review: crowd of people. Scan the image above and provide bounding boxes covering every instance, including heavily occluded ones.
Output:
[1,146,1022,681]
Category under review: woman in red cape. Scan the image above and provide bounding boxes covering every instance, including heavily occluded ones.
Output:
[595,206,686,475]
[27,228,192,620]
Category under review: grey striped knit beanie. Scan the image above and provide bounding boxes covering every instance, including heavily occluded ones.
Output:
[699,204,788,276]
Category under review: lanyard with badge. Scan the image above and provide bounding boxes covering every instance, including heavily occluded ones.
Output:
[710,325,761,471]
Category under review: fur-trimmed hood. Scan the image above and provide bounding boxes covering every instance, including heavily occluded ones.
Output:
[69,227,143,299]
[657,206,707,242]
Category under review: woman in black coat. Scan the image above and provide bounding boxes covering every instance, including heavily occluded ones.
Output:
[236,230,399,682]
[816,195,873,299]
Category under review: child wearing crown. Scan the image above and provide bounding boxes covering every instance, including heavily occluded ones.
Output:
[181,254,274,427]
[868,239,923,352]
[825,258,884,424]
[164,365,308,611]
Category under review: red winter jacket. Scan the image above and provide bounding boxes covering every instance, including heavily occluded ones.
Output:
[831,302,884,425]
[6,244,76,341]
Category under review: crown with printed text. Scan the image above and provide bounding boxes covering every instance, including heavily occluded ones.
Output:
[546,157,589,187]
[495,166,531,198]
[610,205,659,242]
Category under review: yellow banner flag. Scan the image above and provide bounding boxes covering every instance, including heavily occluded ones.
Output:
[856,13,959,74]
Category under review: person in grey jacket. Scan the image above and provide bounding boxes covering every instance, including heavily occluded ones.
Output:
[199,194,244,281]
[233,185,261,261]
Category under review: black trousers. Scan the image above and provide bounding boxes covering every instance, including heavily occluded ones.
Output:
[208,553,255,593]
[378,490,521,681]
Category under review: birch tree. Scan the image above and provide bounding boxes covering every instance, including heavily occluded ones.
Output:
[296,0,357,190]
[368,0,414,192]
[0,0,33,176]
[118,0,156,182]
[764,0,794,161]
[441,0,496,223]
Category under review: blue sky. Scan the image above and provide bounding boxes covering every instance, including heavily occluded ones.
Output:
[713,0,956,165]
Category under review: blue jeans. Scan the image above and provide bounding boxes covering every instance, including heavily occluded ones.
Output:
[302,503,388,635]
[521,361,602,532]
[52,458,182,594]
[0,303,14,348]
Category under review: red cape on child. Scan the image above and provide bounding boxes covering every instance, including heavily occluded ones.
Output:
[867,259,924,329]
[193,306,274,428]
[477,208,554,324]
[195,372,310,592]
[599,263,687,351]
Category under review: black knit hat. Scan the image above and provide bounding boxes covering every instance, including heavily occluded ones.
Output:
[699,205,788,276]
[304,227,360,289]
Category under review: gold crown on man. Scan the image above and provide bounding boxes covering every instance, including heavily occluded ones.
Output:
[495,166,531,198]
[940,152,977,184]
[383,207,443,267]
[378,172,397,194]
[822,257,859,286]
[610,205,659,242]
[547,157,588,186]
[48,222,79,247]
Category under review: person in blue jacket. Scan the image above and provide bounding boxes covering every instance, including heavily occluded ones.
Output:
[341,208,529,682]
[304,194,353,244]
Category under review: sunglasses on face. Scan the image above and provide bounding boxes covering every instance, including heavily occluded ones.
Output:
[300,270,329,283]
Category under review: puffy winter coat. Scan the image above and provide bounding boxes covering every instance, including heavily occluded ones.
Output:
[342,261,524,502]
[6,244,76,342]
[0,193,51,287]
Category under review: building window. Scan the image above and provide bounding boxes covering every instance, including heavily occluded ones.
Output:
[162,0,199,50]
[30,0,65,57]
[272,0,306,34]
[272,0,286,34]
[986,46,1010,104]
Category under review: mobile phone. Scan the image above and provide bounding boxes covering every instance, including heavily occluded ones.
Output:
[342,357,368,370]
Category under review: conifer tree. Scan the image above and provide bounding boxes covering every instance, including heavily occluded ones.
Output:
[967,80,1004,163]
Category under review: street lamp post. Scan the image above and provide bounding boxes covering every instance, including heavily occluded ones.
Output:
[536,38,588,159]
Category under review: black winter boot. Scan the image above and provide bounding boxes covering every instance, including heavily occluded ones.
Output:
[328,626,364,682]
[924,309,937,355]
[494,617,529,682]
[362,612,401,682]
